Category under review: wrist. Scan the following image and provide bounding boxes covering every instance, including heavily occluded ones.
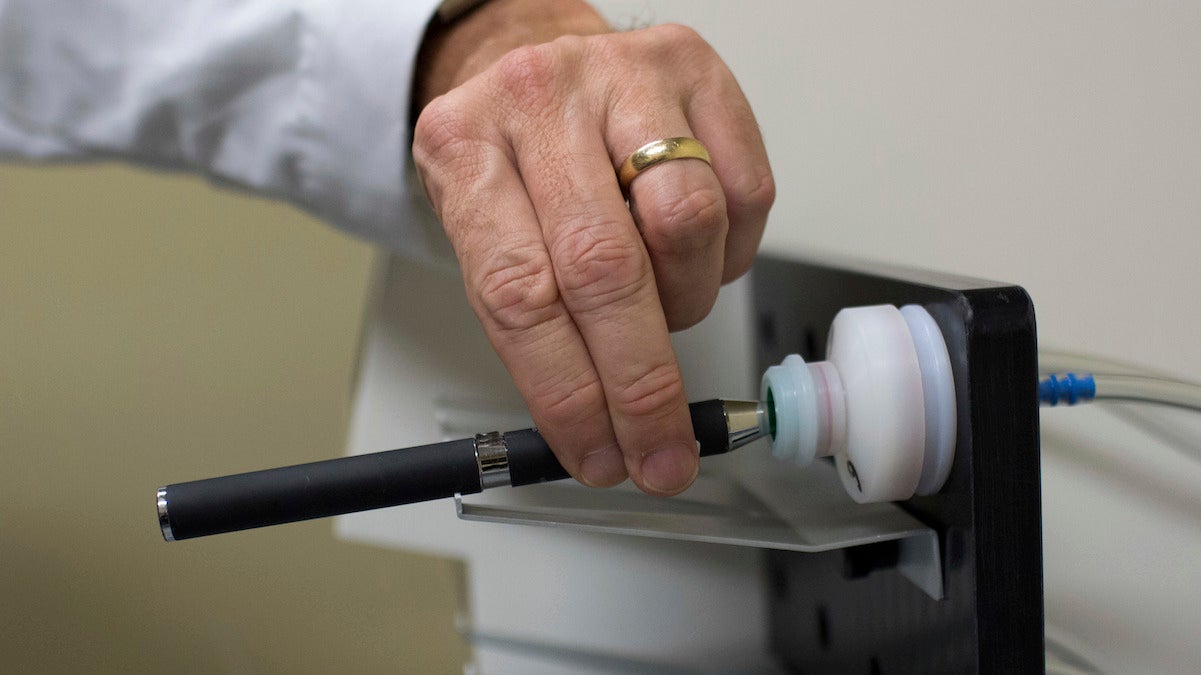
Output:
[414,0,610,110]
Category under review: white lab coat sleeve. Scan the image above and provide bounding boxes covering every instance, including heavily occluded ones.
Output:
[0,0,448,256]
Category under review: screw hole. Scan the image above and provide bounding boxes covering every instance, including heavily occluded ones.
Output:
[816,604,830,649]
[802,327,818,360]
[768,556,788,598]
[759,313,778,349]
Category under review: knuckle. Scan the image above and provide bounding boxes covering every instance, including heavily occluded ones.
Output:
[552,224,650,309]
[720,169,774,284]
[412,97,475,167]
[412,101,494,222]
[648,23,716,64]
[493,43,561,110]
[654,23,706,49]
[612,361,686,419]
[474,247,562,332]
[548,33,589,57]
[583,31,620,64]
[411,100,498,210]
[640,184,728,254]
[733,166,777,216]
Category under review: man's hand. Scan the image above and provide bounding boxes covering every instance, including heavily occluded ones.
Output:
[412,0,774,496]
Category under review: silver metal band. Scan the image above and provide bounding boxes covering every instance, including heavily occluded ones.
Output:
[157,487,175,542]
[723,400,768,450]
[474,431,512,489]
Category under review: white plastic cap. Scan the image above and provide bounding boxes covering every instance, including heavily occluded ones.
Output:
[827,305,926,503]
[759,304,957,503]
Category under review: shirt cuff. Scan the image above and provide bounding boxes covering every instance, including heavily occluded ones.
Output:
[295,0,448,258]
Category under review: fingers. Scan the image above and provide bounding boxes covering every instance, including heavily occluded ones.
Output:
[601,31,730,331]
[509,114,699,496]
[630,25,773,285]
[684,70,775,283]
[621,138,729,332]
[605,25,772,327]
[415,104,628,490]
[414,25,773,500]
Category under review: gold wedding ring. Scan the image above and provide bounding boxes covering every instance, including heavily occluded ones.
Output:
[618,137,711,193]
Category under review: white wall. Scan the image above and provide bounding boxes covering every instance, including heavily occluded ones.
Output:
[593,2,1201,672]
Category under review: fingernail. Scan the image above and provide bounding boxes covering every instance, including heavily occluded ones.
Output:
[640,442,698,495]
[579,445,626,487]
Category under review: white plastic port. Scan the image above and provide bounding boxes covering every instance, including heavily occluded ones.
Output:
[760,355,847,465]
[759,304,957,503]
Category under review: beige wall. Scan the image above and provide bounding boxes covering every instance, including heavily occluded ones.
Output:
[0,164,466,673]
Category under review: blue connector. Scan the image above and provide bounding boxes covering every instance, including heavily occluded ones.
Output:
[1038,373,1096,406]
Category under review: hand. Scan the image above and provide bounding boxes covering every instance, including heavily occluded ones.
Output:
[412,0,774,495]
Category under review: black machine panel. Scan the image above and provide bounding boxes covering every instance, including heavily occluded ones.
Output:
[752,255,1043,673]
